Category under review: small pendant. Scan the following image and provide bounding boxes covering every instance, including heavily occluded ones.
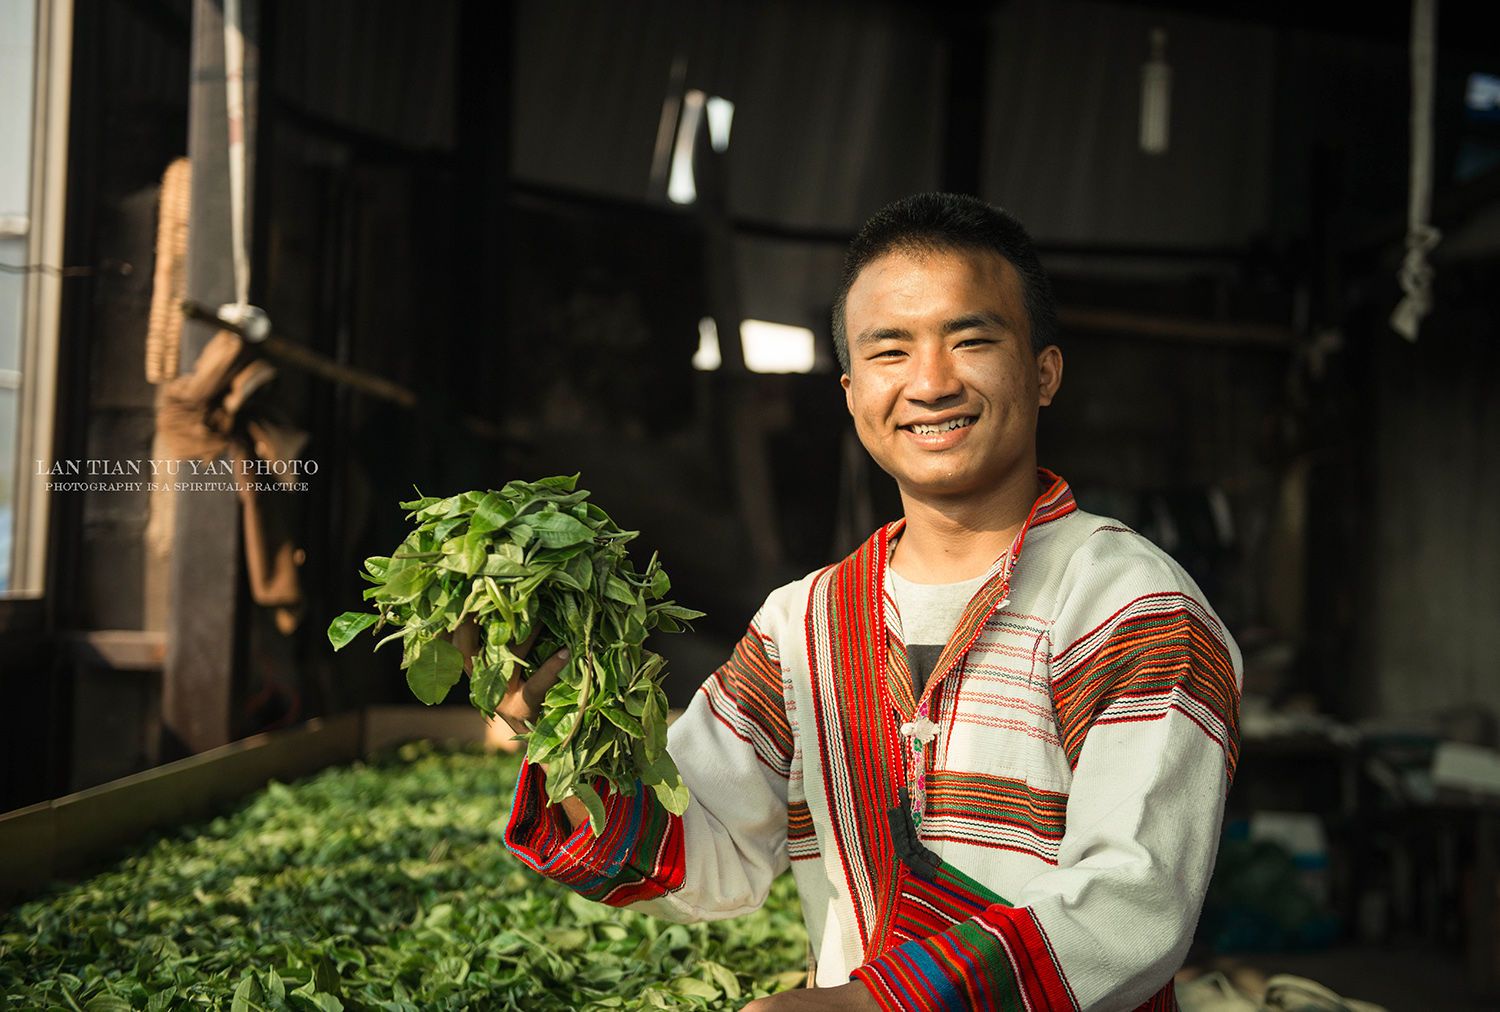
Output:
[901,706,939,826]
[899,714,940,746]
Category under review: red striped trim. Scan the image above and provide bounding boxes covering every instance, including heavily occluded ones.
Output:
[503,761,686,906]
[1052,598,1240,779]
[853,902,1079,1010]
[807,538,904,951]
[699,620,793,777]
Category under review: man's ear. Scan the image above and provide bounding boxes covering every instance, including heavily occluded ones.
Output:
[1036,346,1063,407]
[840,371,854,415]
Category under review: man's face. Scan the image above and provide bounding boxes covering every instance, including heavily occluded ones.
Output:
[840,247,1062,501]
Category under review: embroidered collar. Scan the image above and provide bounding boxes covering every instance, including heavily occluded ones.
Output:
[878,467,1076,718]
[883,467,1075,570]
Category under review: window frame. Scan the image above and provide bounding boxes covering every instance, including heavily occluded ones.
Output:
[2,0,72,601]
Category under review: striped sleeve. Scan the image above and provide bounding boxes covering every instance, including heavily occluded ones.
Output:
[1051,589,1240,782]
[504,763,685,906]
[852,534,1242,1010]
[503,602,795,923]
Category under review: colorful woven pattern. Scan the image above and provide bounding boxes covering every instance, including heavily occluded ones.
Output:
[806,529,904,951]
[919,770,1067,863]
[889,859,1010,944]
[856,856,1181,1011]
[853,901,1075,1011]
[504,763,685,906]
[787,798,819,861]
[1052,590,1241,780]
[701,619,794,778]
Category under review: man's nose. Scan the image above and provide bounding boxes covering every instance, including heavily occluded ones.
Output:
[907,344,963,402]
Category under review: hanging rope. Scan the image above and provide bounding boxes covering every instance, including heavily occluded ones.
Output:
[1390,0,1441,342]
[223,0,250,314]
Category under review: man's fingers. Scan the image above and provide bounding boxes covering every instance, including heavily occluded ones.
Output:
[452,618,480,674]
[514,625,540,660]
[520,648,571,710]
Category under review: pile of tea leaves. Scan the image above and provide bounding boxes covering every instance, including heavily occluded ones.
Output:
[0,744,808,1011]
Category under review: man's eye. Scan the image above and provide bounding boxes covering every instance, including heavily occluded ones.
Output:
[957,337,992,348]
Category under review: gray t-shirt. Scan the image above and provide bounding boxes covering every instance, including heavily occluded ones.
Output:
[887,565,992,696]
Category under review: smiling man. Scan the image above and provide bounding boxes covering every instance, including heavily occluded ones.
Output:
[500,194,1243,1011]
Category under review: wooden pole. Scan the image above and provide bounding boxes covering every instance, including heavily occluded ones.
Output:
[163,0,260,755]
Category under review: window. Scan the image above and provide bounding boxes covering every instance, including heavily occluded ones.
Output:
[692,316,818,375]
[0,0,71,596]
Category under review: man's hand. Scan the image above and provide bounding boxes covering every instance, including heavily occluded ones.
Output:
[742,981,881,1011]
[452,618,589,830]
[453,618,571,735]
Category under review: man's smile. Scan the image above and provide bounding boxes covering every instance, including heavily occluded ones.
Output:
[900,413,977,434]
[899,413,978,448]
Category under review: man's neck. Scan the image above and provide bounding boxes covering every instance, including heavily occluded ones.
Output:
[891,468,1042,584]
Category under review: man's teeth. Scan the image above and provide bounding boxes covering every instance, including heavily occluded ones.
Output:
[909,417,975,435]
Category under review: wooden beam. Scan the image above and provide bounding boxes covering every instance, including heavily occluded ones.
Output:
[1058,306,1294,347]
[63,630,167,671]
[361,705,486,759]
[164,0,261,753]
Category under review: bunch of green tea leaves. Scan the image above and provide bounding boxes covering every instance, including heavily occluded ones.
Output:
[0,744,810,1011]
[327,476,703,833]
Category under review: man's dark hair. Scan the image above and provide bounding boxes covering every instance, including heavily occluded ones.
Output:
[831,192,1057,373]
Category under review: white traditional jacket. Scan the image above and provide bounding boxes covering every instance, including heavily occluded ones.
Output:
[507,470,1243,1011]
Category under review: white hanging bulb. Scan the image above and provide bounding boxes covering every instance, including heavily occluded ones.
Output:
[668,90,707,205]
[1140,28,1172,155]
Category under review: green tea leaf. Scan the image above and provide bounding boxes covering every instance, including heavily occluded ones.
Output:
[533,473,580,492]
[470,491,513,533]
[570,782,607,837]
[600,706,642,738]
[702,960,742,1001]
[469,661,507,715]
[83,996,134,1012]
[266,967,286,1003]
[651,778,690,815]
[407,638,464,706]
[458,529,489,576]
[638,752,678,786]
[650,567,670,598]
[231,975,262,1012]
[378,565,430,604]
[527,511,594,549]
[480,554,530,578]
[603,574,635,606]
[326,611,378,650]
[672,976,720,999]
